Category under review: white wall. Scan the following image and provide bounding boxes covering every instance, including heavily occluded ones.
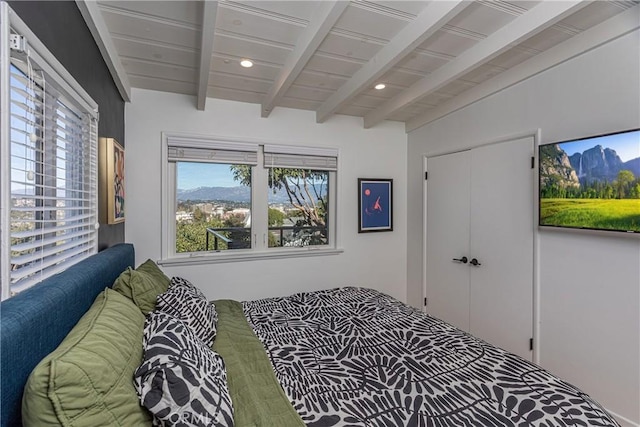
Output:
[125,89,407,303]
[407,30,640,425]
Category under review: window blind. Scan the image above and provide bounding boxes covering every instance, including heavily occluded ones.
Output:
[167,136,258,165]
[7,60,98,294]
[263,144,338,171]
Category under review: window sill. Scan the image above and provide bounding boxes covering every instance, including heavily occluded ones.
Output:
[158,247,344,266]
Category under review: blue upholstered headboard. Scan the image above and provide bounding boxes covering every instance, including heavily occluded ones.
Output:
[0,243,135,427]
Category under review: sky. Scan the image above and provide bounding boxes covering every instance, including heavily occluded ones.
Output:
[177,163,241,189]
[557,129,640,162]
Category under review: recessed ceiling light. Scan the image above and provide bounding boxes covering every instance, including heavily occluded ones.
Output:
[240,59,254,68]
[374,83,386,90]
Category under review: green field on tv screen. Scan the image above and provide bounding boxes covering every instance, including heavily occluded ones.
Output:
[540,198,640,232]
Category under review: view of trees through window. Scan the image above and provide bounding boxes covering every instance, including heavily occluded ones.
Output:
[175,162,328,253]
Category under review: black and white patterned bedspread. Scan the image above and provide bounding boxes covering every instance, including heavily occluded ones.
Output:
[243,287,619,427]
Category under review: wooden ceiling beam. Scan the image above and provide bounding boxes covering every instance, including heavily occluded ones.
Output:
[261,0,348,118]
[364,0,591,128]
[196,0,218,111]
[406,4,640,132]
[76,0,131,102]
[315,0,470,124]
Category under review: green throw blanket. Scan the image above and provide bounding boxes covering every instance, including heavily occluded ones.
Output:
[212,300,305,427]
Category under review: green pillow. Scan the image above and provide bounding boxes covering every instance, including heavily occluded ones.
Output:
[113,259,170,314]
[136,259,170,291]
[22,288,151,427]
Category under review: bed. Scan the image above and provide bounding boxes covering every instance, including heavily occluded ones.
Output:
[239,287,619,427]
[1,244,620,427]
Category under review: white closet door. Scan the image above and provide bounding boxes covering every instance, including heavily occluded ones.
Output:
[469,137,534,360]
[425,150,471,331]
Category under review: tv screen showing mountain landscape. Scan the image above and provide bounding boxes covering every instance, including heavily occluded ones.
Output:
[539,128,640,233]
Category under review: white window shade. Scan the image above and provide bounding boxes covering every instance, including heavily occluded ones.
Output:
[167,136,258,165]
[8,62,98,295]
[263,144,338,171]
[1,4,100,299]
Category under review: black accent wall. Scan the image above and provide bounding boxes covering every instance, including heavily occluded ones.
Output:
[8,1,125,250]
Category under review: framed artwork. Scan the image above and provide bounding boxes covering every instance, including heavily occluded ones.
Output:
[100,138,125,224]
[358,178,393,233]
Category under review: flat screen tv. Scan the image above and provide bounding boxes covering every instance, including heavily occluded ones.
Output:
[539,128,640,234]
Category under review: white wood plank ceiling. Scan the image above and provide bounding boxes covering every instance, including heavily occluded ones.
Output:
[77,0,639,131]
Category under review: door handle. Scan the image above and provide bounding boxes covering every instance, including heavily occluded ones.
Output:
[470,258,481,266]
[452,256,468,264]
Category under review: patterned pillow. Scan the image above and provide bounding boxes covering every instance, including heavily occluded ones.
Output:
[134,311,234,427]
[155,277,217,347]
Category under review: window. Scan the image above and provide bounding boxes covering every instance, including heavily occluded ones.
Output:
[1,4,99,300]
[266,168,328,248]
[264,145,336,248]
[175,161,252,253]
[162,134,338,262]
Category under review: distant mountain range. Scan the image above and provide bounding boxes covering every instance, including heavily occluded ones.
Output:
[177,186,252,202]
[540,144,640,188]
[177,184,327,203]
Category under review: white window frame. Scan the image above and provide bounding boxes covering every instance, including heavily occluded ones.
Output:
[160,132,342,266]
[0,2,99,299]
